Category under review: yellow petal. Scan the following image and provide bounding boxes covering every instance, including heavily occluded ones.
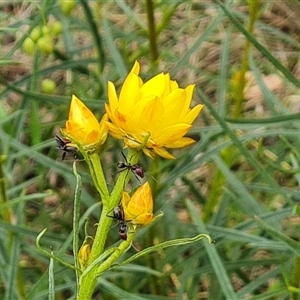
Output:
[119,62,141,114]
[138,97,165,132]
[63,95,107,147]
[69,95,99,129]
[161,89,186,125]
[124,137,141,149]
[160,74,173,98]
[154,123,192,145]
[107,81,119,116]
[170,79,178,91]
[139,73,167,99]
[142,148,156,159]
[122,182,153,225]
[133,94,157,118]
[122,191,131,206]
[153,147,175,159]
[182,104,204,124]
[132,213,153,225]
[105,122,124,139]
[166,137,196,148]
[104,103,114,122]
[178,84,195,119]
[98,113,109,144]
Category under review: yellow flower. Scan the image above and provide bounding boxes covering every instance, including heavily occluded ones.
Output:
[78,243,91,270]
[105,61,203,159]
[121,181,153,226]
[62,95,108,148]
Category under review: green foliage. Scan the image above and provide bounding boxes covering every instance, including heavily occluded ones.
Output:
[1,0,300,299]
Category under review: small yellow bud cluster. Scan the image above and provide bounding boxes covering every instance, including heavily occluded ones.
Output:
[22,21,63,56]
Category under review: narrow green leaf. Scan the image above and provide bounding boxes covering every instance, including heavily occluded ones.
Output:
[48,251,55,300]
[102,17,127,78]
[172,8,224,73]
[118,233,212,267]
[216,0,300,89]
[73,162,82,288]
[198,87,292,205]
[236,269,279,298]
[0,193,49,209]
[226,112,300,124]
[186,199,238,300]
[5,226,21,300]
[254,216,300,258]
[81,247,119,278]
[213,154,265,216]
[98,277,157,300]
[79,0,105,72]
[36,228,79,272]
[217,26,231,116]
[111,264,162,277]
[5,200,24,300]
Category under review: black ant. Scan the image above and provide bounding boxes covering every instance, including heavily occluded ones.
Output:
[117,152,144,182]
[55,135,78,161]
[108,206,129,240]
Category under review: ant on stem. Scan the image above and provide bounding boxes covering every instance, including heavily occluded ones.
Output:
[107,206,129,240]
[117,152,144,183]
[55,135,78,161]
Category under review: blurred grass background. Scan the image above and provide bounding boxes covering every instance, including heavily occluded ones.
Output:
[1,0,300,299]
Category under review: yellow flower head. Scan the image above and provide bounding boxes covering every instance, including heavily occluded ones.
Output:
[62,95,108,148]
[121,181,153,226]
[105,61,203,159]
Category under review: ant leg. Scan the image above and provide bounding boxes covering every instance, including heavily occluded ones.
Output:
[106,208,119,228]
[62,152,66,161]
[132,172,142,184]
[116,167,126,174]
[121,151,128,163]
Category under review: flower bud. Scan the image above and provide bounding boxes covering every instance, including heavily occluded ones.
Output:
[78,243,91,270]
[22,37,35,55]
[122,182,153,226]
[51,21,63,36]
[41,79,56,94]
[62,95,108,149]
[37,35,54,55]
[59,0,76,16]
[30,26,42,43]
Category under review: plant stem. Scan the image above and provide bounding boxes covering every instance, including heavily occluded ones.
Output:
[291,256,300,300]
[95,230,135,276]
[88,152,109,204]
[145,0,159,65]
[76,206,111,300]
[0,155,10,223]
[76,150,142,299]
[79,0,104,73]
[233,0,260,118]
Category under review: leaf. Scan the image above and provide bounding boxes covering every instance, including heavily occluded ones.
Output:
[118,233,212,267]
[36,228,79,272]
[254,216,300,258]
[48,250,55,300]
[73,161,82,287]
[186,199,239,300]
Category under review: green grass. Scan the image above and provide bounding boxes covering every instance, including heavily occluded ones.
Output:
[1,0,300,299]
